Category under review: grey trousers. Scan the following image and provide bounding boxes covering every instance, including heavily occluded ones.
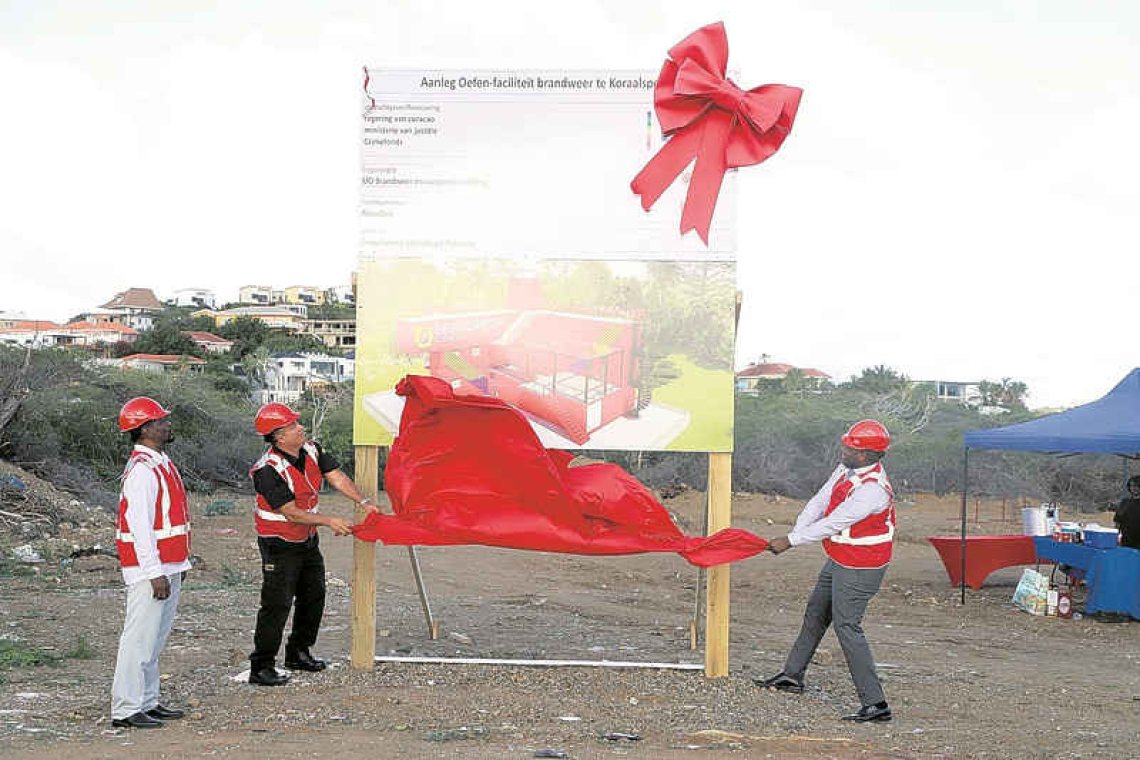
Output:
[784,558,887,706]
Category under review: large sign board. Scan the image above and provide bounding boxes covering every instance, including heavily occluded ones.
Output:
[354,69,737,452]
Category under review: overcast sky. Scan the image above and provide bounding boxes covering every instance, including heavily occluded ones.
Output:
[2,1,1137,408]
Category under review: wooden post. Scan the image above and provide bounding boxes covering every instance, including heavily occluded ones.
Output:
[351,445,380,670]
[705,452,732,677]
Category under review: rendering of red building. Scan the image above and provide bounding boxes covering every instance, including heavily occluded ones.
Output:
[394,309,641,444]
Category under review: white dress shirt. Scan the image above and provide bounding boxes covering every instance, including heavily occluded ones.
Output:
[787,463,891,547]
[121,445,192,586]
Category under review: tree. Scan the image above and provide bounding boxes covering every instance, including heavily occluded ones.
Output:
[217,316,270,358]
[240,346,272,390]
[126,319,203,358]
[997,378,1028,409]
[186,315,218,332]
[979,377,1029,410]
[0,345,33,439]
[261,332,333,356]
[846,365,910,394]
[780,367,810,396]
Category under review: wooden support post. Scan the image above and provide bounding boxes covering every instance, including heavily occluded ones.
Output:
[705,452,732,678]
[351,445,380,670]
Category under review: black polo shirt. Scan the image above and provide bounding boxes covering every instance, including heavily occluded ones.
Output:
[253,443,340,510]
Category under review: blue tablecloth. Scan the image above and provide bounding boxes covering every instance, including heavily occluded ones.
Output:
[1033,537,1140,619]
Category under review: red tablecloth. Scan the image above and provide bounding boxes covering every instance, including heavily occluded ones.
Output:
[927,535,1051,590]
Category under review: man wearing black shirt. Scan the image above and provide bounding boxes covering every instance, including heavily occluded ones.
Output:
[248,403,379,686]
[1115,475,1140,550]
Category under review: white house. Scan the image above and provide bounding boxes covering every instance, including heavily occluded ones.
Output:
[0,311,30,329]
[0,327,74,348]
[119,353,206,373]
[172,288,217,309]
[256,352,355,404]
[0,320,136,348]
[61,321,138,345]
[927,380,983,405]
[238,285,280,305]
[325,285,355,305]
[181,330,233,354]
[98,288,163,331]
[82,308,155,332]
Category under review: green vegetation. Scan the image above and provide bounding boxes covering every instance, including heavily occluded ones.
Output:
[0,635,96,684]
[0,556,34,578]
[307,303,356,320]
[1,338,1125,513]
[124,316,203,358]
[220,561,249,587]
[204,499,236,516]
[0,345,356,505]
[589,368,1128,511]
[728,378,1125,510]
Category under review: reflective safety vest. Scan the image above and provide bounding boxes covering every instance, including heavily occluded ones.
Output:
[251,442,323,542]
[116,448,191,567]
[822,463,895,569]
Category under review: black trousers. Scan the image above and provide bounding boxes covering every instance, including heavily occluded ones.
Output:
[250,534,325,670]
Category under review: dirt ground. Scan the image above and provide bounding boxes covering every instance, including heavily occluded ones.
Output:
[2,471,1139,759]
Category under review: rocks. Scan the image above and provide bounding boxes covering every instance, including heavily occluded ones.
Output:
[11,545,42,564]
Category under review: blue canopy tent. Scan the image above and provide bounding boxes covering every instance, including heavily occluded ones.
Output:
[958,368,1140,602]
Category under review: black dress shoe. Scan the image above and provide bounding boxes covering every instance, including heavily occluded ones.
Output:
[283,650,327,672]
[111,711,165,729]
[753,672,804,693]
[841,702,892,722]
[146,704,185,720]
[249,667,290,686]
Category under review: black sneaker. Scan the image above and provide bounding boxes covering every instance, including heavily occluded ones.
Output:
[753,672,804,693]
[841,702,891,722]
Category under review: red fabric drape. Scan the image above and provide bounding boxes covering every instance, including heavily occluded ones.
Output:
[354,375,768,567]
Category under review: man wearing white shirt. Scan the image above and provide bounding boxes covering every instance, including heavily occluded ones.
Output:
[756,420,895,723]
[110,397,191,729]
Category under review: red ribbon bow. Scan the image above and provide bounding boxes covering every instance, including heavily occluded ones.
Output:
[630,22,803,244]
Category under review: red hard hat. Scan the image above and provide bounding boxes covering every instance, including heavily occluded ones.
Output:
[255,403,300,435]
[119,397,170,432]
[840,419,890,452]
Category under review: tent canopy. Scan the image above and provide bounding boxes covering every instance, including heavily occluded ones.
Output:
[964,368,1140,455]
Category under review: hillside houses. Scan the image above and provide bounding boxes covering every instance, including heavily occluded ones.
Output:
[258,352,355,404]
[0,320,137,348]
[93,287,164,331]
[7,280,357,403]
[735,362,832,394]
[193,305,308,331]
[237,284,354,308]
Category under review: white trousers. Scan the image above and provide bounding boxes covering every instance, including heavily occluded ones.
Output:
[111,573,181,719]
